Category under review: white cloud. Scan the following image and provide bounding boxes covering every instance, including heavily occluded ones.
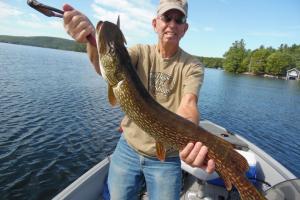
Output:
[0,1,63,35]
[16,13,43,28]
[48,21,62,29]
[188,26,200,33]
[16,13,63,30]
[187,20,215,33]
[93,0,154,23]
[91,0,156,44]
[203,26,214,32]
[0,1,22,19]
[188,24,215,33]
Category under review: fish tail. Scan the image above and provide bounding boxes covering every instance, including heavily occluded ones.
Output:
[236,176,267,200]
[239,189,267,200]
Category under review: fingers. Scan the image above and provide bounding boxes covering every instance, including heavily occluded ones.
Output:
[180,142,206,167]
[63,4,74,12]
[193,144,208,167]
[206,159,215,174]
[73,21,94,43]
[180,142,215,173]
[179,142,194,159]
[63,5,94,43]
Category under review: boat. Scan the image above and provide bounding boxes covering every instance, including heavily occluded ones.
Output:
[52,120,299,200]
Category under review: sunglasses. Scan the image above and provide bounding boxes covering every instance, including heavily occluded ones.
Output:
[158,14,187,25]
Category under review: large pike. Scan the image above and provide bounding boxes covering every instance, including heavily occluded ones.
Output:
[93,19,267,200]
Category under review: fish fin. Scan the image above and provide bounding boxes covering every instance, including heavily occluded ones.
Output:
[156,141,166,161]
[122,32,127,45]
[116,15,127,44]
[108,85,117,106]
[117,15,120,28]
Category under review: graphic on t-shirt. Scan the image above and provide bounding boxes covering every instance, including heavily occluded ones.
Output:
[149,72,175,97]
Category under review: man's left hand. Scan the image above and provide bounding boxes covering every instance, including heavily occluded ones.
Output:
[180,142,215,173]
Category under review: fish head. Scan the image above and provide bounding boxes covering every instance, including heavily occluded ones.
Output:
[95,20,126,87]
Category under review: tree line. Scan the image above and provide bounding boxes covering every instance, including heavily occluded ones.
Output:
[199,40,300,77]
[0,35,86,52]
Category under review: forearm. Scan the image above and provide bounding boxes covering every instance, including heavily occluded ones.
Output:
[176,94,199,125]
[86,42,101,75]
[62,5,101,75]
[177,94,215,173]
[176,105,199,125]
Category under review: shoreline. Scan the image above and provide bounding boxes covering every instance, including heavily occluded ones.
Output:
[207,68,288,80]
[242,72,287,80]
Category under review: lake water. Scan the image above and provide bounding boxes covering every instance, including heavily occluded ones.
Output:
[0,43,299,200]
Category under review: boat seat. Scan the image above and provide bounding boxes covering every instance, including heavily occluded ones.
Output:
[181,149,257,187]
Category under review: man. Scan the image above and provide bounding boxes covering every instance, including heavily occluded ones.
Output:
[63,0,215,199]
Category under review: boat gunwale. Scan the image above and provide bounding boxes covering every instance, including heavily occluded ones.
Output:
[52,157,110,200]
[235,134,296,181]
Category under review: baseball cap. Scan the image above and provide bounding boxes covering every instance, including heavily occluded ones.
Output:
[157,0,188,17]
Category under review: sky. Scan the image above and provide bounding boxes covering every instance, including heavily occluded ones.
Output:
[0,0,299,57]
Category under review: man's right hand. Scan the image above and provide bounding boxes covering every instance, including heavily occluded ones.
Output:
[63,4,95,44]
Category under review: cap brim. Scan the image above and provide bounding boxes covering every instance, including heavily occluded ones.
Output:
[157,5,186,16]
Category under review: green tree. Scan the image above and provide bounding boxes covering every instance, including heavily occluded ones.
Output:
[287,44,300,69]
[279,44,289,52]
[198,57,224,69]
[238,50,252,73]
[249,47,272,74]
[266,52,296,76]
[223,39,247,73]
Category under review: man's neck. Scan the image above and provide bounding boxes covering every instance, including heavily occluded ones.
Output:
[158,42,179,59]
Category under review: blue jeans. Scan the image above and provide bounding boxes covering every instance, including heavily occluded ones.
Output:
[108,135,182,200]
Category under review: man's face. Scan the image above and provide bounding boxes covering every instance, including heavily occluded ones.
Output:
[153,9,188,46]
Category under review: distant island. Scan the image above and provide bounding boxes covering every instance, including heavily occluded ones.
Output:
[0,34,224,67]
[0,35,86,52]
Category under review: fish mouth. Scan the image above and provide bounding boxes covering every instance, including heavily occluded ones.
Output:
[96,21,103,34]
[96,21,105,54]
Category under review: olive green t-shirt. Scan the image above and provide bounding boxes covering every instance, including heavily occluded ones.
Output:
[121,44,204,157]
